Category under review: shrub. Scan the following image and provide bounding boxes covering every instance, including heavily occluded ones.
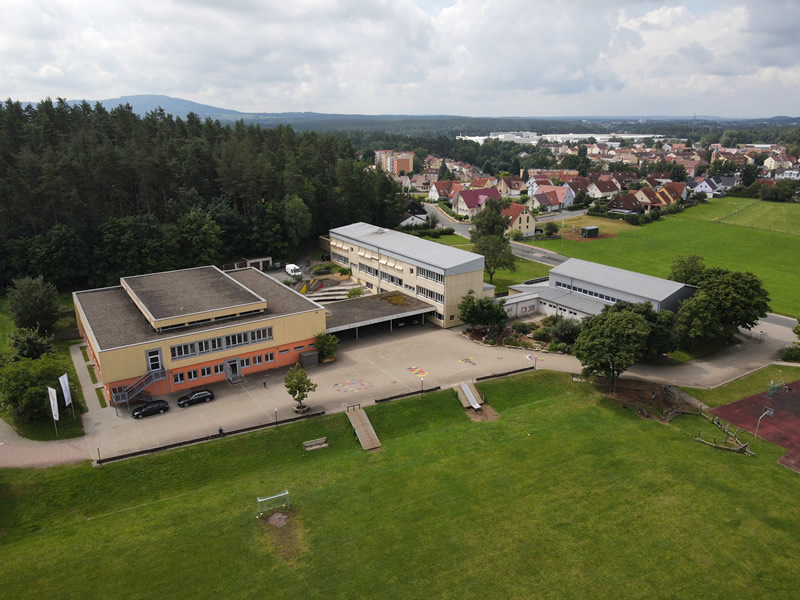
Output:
[782,345,800,362]
[336,266,351,276]
[314,332,340,360]
[531,328,549,341]
[509,229,524,241]
[625,213,641,225]
[549,318,582,345]
[347,287,363,298]
[547,341,560,352]
[312,263,333,275]
[650,210,660,221]
[512,321,534,334]
[640,213,652,224]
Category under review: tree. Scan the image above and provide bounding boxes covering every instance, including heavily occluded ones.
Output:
[471,198,508,239]
[284,363,318,410]
[9,327,55,359]
[668,164,688,182]
[0,356,73,423]
[458,290,508,334]
[7,276,60,332]
[740,163,759,187]
[602,301,676,359]
[314,332,339,360]
[544,221,559,238]
[573,310,650,392]
[474,234,515,284]
[283,195,313,247]
[668,255,706,286]
[426,212,440,229]
[176,208,222,267]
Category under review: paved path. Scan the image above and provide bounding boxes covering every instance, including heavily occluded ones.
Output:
[1,314,797,468]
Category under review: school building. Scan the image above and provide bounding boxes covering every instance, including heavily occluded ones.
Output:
[73,266,326,406]
[328,222,493,328]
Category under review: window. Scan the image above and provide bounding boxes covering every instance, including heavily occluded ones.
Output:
[201,366,212,377]
[279,349,289,355]
[251,327,273,342]
[173,372,185,384]
[332,251,348,265]
[225,332,247,347]
[450,315,455,321]
[381,272,403,286]
[417,266,444,284]
[417,285,444,304]
[253,354,263,365]
[240,357,251,368]
[198,337,222,353]
[214,363,224,374]
[170,343,196,359]
[434,312,444,320]
[359,263,378,277]
[187,369,198,381]
[265,352,275,362]
[294,345,304,351]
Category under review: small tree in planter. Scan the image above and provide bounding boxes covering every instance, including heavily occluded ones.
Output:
[284,364,318,413]
[315,332,340,362]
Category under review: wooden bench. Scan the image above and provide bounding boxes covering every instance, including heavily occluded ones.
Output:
[303,437,328,451]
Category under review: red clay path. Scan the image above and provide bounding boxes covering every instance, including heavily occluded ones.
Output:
[712,379,800,472]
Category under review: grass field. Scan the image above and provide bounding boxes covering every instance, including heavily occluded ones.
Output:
[423,235,552,293]
[3,371,800,598]
[683,197,800,235]
[537,201,800,317]
[682,364,800,408]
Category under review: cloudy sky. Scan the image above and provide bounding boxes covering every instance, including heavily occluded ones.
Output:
[3,0,798,117]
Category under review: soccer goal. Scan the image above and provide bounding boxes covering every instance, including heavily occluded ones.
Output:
[257,489,290,517]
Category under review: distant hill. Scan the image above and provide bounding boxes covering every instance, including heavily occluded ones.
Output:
[16,95,800,136]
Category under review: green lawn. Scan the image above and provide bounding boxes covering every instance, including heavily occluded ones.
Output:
[537,203,800,317]
[682,364,800,408]
[3,371,800,598]
[684,197,800,235]
[423,235,552,293]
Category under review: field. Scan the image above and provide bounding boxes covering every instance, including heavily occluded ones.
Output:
[423,234,552,293]
[3,371,800,599]
[537,198,800,317]
[683,197,800,235]
[682,364,800,408]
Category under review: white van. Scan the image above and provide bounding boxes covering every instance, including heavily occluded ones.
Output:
[285,264,302,277]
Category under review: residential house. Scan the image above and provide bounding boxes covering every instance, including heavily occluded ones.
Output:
[398,199,429,227]
[428,180,463,202]
[469,177,497,189]
[606,193,642,213]
[411,173,437,193]
[497,175,526,197]
[526,176,553,195]
[531,185,571,209]
[528,191,560,213]
[662,182,688,203]
[632,187,663,212]
[502,203,535,236]
[764,155,794,170]
[586,180,619,199]
[453,187,501,219]
[692,178,719,197]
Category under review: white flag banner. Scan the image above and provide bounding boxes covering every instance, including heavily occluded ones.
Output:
[59,373,72,406]
[48,386,59,421]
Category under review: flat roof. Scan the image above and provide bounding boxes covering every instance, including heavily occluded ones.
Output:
[324,292,435,333]
[76,268,322,351]
[330,222,484,275]
[121,266,264,322]
[507,283,607,315]
[549,258,691,302]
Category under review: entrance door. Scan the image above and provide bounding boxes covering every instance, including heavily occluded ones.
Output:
[147,349,163,372]
[227,359,239,378]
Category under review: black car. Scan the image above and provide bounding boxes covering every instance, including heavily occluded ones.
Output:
[132,399,170,419]
[177,389,215,407]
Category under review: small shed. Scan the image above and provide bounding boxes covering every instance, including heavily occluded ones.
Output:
[581,226,599,238]
[299,350,319,368]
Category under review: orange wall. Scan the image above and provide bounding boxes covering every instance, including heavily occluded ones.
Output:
[104,337,317,403]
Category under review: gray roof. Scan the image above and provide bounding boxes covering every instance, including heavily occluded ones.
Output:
[330,222,484,275]
[75,268,322,351]
[121,266,263,321]
[507,283,607,315]
[549,258,690,303]
[324,292,434,332]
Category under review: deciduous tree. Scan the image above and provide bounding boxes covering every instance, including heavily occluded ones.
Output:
[6,276,60,332]
[284,363,318,410]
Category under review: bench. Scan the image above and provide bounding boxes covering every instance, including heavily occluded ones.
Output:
[303,437,329,451]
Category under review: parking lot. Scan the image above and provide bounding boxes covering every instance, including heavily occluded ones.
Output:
[86,325,581,459]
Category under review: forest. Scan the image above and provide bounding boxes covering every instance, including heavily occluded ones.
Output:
[0,98,406,289]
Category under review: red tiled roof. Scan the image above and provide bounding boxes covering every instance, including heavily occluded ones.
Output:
[458,187,501,208]
[501,203,525,222]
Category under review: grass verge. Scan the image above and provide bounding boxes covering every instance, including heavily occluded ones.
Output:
[682,364,800,408]
[95,388,107,408]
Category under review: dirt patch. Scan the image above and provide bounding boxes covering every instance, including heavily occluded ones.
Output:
[561,229,619,242]
[592,377,674,417]
[258,510,308,565]
[467,405,499,422]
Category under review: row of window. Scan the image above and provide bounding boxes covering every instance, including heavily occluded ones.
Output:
[331,252,348,265]
[358,263,379,277]
[417,266,444,284]
[172,352,278,384]
[169,326,274,360]
[555,281,620,304]
[381,272,403,286]
[416,285,444,304]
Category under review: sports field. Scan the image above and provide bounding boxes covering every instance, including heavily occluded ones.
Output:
[3,371,800,599]
[537,199,800,317]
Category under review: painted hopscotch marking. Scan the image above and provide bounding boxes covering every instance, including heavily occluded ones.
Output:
[407,366,428,378]
[458,357,477,366]
[333,379,373,393]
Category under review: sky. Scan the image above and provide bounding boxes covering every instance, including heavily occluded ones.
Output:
[2,0,799,118]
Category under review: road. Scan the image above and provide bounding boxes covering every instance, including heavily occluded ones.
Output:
[424,202,571,267]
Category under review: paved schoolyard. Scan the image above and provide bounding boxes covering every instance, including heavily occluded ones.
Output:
[80,325,582,461]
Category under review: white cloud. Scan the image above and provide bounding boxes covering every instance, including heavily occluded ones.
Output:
[1,0,798,117]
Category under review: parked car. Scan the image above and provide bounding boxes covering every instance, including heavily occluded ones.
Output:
[132,399,170,419]
[177,389,215,407]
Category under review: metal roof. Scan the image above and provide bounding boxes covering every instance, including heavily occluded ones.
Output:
[330,222,484,275]
[549,258,690,302]
[506,283,607,315]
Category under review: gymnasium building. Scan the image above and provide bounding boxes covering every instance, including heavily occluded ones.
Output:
[74,266,327,407]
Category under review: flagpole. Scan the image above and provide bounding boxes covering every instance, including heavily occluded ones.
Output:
[53,416,59,438]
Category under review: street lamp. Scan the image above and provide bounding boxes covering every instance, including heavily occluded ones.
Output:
[755,406,774,439]
[421,377,424,397]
